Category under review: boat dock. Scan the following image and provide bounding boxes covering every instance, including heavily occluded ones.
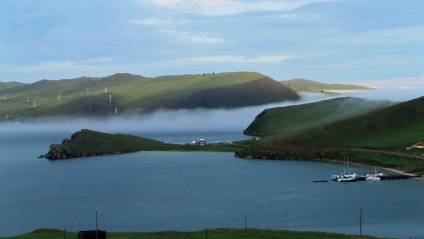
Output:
[379,175,412,180]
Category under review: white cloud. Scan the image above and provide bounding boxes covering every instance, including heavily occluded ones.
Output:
[131,18,175,26]
[140,0,335,15]
[159,30,225,44]
[354,77,424,89]
[0,58,130,81]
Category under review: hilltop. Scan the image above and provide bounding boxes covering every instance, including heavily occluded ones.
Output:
[281,78,373,94]
[0,72,299,120]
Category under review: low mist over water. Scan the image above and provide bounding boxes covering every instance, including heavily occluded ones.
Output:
[1,87,422,136]
[1,93,330,135]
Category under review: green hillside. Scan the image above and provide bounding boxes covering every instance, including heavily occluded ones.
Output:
[283,96,424,149]
[281,78,373,93]
[0,72,299,120]
[45,129,167,159]
[244,97,392,137]
[244,96,424,150]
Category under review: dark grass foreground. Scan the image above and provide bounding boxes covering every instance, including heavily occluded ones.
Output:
[1,228,389,239]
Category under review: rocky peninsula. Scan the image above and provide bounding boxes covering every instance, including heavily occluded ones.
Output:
[44,129,166,159]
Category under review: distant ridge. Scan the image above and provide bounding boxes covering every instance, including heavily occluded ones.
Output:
[0,81,27,90]
[281,78,373,93]
[0,72,300,120]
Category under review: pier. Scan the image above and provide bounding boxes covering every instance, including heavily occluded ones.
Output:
[379,175,411,180]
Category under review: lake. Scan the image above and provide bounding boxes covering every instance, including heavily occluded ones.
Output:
[1,126,424,239]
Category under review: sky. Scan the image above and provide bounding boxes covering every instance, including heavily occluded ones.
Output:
[0,0,423,87]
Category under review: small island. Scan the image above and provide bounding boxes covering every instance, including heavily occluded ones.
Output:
[44,129,241,159]
[45,129,167,159]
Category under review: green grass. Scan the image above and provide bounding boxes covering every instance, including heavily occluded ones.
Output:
[1,228,386,239]
[244,97,392,138]
[280,96,424,150]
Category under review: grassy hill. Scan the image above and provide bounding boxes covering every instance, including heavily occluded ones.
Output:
[45,129,167,159]
[244,97,392,138]
[0,72,299,120]
[281,78,373,94]
[244,96,424,150]
[238,96,424,173]
[45,129,242,159]
[283,96,424,149]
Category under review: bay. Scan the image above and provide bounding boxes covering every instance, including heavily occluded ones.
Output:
[1,129,424,239]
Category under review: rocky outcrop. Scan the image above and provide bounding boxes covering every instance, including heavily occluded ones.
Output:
[45,144,72,159]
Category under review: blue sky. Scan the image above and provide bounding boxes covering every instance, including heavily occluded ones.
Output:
[0,0,423,87]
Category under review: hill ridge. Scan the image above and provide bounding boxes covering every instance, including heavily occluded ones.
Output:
[0,71,299,120]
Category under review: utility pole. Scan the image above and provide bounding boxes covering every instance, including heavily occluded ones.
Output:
[33,100,36,109]
[96,208,98,239]
[360,208,362,238]
[109,94,112,103]
[244,215,247,239]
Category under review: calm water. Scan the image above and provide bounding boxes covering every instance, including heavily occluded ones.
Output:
[1,129,424,238]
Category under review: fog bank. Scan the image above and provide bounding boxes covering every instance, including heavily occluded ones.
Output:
[2,87,421,136]
[1,93,330,135]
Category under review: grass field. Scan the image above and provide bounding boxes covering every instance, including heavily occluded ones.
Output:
[1,228,385,239]
[243,97,392,138]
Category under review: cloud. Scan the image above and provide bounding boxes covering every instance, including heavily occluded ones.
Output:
[140,0,336,15]
[355,77,424,89]
[174,54,306,63]
[159,30,225,44]
[131,18,177,26]
[0,58,129,81]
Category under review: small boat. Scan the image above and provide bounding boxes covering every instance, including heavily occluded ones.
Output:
[337,174,357,182]
[366,167,384,180]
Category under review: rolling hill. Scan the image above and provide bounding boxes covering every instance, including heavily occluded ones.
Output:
[244,96,424,150]
[244,97,393,137]
[281,78,373,93]
[0,72,300,120]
